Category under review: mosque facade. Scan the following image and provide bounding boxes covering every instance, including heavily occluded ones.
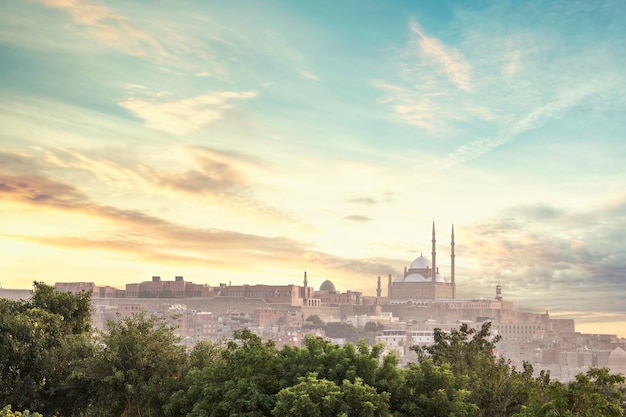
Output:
[385,222,456,303]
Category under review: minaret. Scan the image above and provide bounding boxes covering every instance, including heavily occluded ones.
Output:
[376,276,382,304]
[451,224,456,299]
[431,221,436,281]
[303,271,308,302]
[388,273,392,302]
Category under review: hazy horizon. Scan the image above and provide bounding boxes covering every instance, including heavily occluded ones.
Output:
[1,0,625,337]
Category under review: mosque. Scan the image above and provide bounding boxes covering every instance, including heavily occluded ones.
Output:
[385,222,456,303]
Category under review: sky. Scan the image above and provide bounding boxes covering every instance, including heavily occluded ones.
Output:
[1,0,625,337]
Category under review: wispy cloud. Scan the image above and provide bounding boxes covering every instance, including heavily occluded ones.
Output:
[26,0,232,79]
[0,143,293,225]
[0,173,295,252]
[151,146,251,197]
[0,172,398,284]
[370,19,473,132]
[407,19,472,92]
[372,80,447,133]
[347,197,377,205]
[344,215,371,222]
[299,70,320,81]
[459,199,626,315]
[34,0,168,60]
[119,90,257,135]
[0,175,84,205]
[375,2,626,168]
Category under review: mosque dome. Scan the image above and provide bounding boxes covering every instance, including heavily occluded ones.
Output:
[404,273,427,282]
[319,279,336,293]
[394,277,404,283]
[435,274,446,283]
[410,255,431,270]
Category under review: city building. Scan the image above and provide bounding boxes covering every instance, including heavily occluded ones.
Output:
[125,276,212,298]
[314,278,362,306]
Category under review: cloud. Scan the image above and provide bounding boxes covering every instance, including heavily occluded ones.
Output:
[119,90,257,135]
[0,172,400,280]
[299,70,320,81]
[408,19,472,92]
[459,199,626,314]
[375,2,626,168]
[372,80,447,132]
[0,144,292,229]
[34,0,168,60]
[372,19,474,133]
[145,146,296,221]
[0,146,153,198]
[304,252,398,281]
[153,147,249,196]
[344,215,371,223]
[347,197,377,205]
[0,175,85,207]
[25,0,231,79]
[0,173,299,252]
[0,151,44,175]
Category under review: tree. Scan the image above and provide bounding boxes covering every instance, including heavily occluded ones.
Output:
[415,322,535,417]
[82,312,187,417]
[272,374,343,417]
[0,282,92,417]
[165,340,223,417]
[29,282,92,335]
[341,377,390,417]
[182,329,281,417]
[324,322,363,343]
[272,374,390,417]
[277,335,387,389]
[514,367,625,417]
[391,359,478,417]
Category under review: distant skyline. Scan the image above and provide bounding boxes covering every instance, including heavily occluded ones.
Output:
[1,0,625,337]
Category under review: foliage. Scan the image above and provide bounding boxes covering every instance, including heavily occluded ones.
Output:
[514,367,626,417]
[0,282,92,417]
[169,332,397,417]
[391,359,478,417]
[29,282,92,335]
[415,322,536,417]
[277,335,388,389]
[324,322,364,342]
[165,340,223,417]
[0,405,42,417]
[1,287,625,417]
[272,374,390,417]
[272,374,343,417]
[177,329,281,417]
[82,312,187,417]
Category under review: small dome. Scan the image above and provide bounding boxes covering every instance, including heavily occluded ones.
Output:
[319,279,336,293]
[435,274,446,283]
[410,255,431,269]
[394,277,404,283]
[404,273,426,282]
